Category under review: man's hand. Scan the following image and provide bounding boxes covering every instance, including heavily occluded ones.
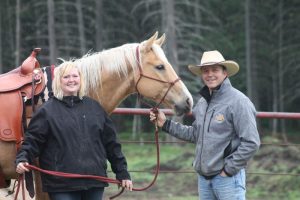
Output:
[220,170,228,177]
[150,109,166,128]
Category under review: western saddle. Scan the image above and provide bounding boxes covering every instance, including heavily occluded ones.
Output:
[0,48,45,149]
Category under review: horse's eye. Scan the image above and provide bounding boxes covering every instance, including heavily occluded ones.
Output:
[155,65,165,70]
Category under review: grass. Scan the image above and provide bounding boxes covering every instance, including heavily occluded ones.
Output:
[102,132,300,200]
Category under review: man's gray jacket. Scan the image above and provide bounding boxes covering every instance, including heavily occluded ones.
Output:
[163,78,260,177]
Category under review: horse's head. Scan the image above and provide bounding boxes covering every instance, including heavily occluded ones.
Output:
[71,32,193,115]
[135,32,193,116]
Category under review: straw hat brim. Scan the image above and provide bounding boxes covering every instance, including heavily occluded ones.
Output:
[188,61,239,77]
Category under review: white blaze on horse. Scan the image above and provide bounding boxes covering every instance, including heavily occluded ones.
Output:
[0,32,193,199]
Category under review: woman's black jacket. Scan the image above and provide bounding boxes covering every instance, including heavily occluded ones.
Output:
[16,96,130,192]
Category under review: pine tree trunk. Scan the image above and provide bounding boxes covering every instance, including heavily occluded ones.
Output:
[47,0,57,64]
[15,0,20,66]
[277,0,287,142]
[95,0,104,51]
[245,0,252,99]
[76,0,86,55]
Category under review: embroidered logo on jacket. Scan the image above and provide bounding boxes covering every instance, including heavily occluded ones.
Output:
[215,114,225,122]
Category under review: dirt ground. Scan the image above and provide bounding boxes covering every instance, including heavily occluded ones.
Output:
[0,185,174,200]
[0,184,146,200]
[0,180,34,200]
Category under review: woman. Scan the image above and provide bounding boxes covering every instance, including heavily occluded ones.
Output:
[16,62,132,200]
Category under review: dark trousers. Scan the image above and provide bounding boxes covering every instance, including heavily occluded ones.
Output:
[48,187,104,200]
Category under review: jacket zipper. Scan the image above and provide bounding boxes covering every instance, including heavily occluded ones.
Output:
[199,104,209,174]
[207,109,215,132]
[82,114,86,133]
[71,97,74,107]
[199,91,214,174]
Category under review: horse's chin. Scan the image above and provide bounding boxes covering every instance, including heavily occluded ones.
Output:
[174,104,191,117]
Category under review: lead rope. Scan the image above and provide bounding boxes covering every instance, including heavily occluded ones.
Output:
[13,110,160,200]
[14,175,25,200]
[109,108,160,199]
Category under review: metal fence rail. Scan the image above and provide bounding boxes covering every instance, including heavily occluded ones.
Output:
[111,107,300,177]
[113,107,300,119]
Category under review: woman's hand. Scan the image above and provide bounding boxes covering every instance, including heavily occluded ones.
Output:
[121,179,133,191]
[16,162,29,174]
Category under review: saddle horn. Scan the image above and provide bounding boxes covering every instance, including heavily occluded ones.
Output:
[21,48,42,75]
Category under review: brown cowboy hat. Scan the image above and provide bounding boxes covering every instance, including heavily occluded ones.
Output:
[188,50,239,77]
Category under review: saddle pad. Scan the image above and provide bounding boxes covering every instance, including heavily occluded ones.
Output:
[0,91,23,142]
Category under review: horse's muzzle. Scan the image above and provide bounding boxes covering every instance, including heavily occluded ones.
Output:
[174,97,192,116]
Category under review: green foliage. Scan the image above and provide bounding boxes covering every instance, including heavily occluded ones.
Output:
[102,133,300,199]
[246,135,300,199]
[105,138,198,199]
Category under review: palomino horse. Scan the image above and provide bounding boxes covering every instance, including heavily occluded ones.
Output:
[0,32,193,199]
[74,32,193,115]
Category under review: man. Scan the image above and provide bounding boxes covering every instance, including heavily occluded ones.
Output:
[150,50,260,200]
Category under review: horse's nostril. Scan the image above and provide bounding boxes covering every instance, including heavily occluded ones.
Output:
[186,98,190,106]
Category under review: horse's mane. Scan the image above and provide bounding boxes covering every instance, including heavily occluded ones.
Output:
[61,42,168,93]
[72,43,140,92]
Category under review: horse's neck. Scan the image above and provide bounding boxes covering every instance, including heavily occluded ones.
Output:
[88,71,136,114]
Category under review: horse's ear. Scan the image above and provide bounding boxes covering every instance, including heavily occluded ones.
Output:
[143,31,158,52]
[155,33,165,46]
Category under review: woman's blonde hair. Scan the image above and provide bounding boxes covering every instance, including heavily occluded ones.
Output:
[52,61,86,100]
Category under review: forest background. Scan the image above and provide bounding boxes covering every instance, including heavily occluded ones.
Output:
[0,0,300,199]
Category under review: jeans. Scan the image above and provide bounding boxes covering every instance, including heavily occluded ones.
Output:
[198,169,246,200]
[48,187,104,200]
